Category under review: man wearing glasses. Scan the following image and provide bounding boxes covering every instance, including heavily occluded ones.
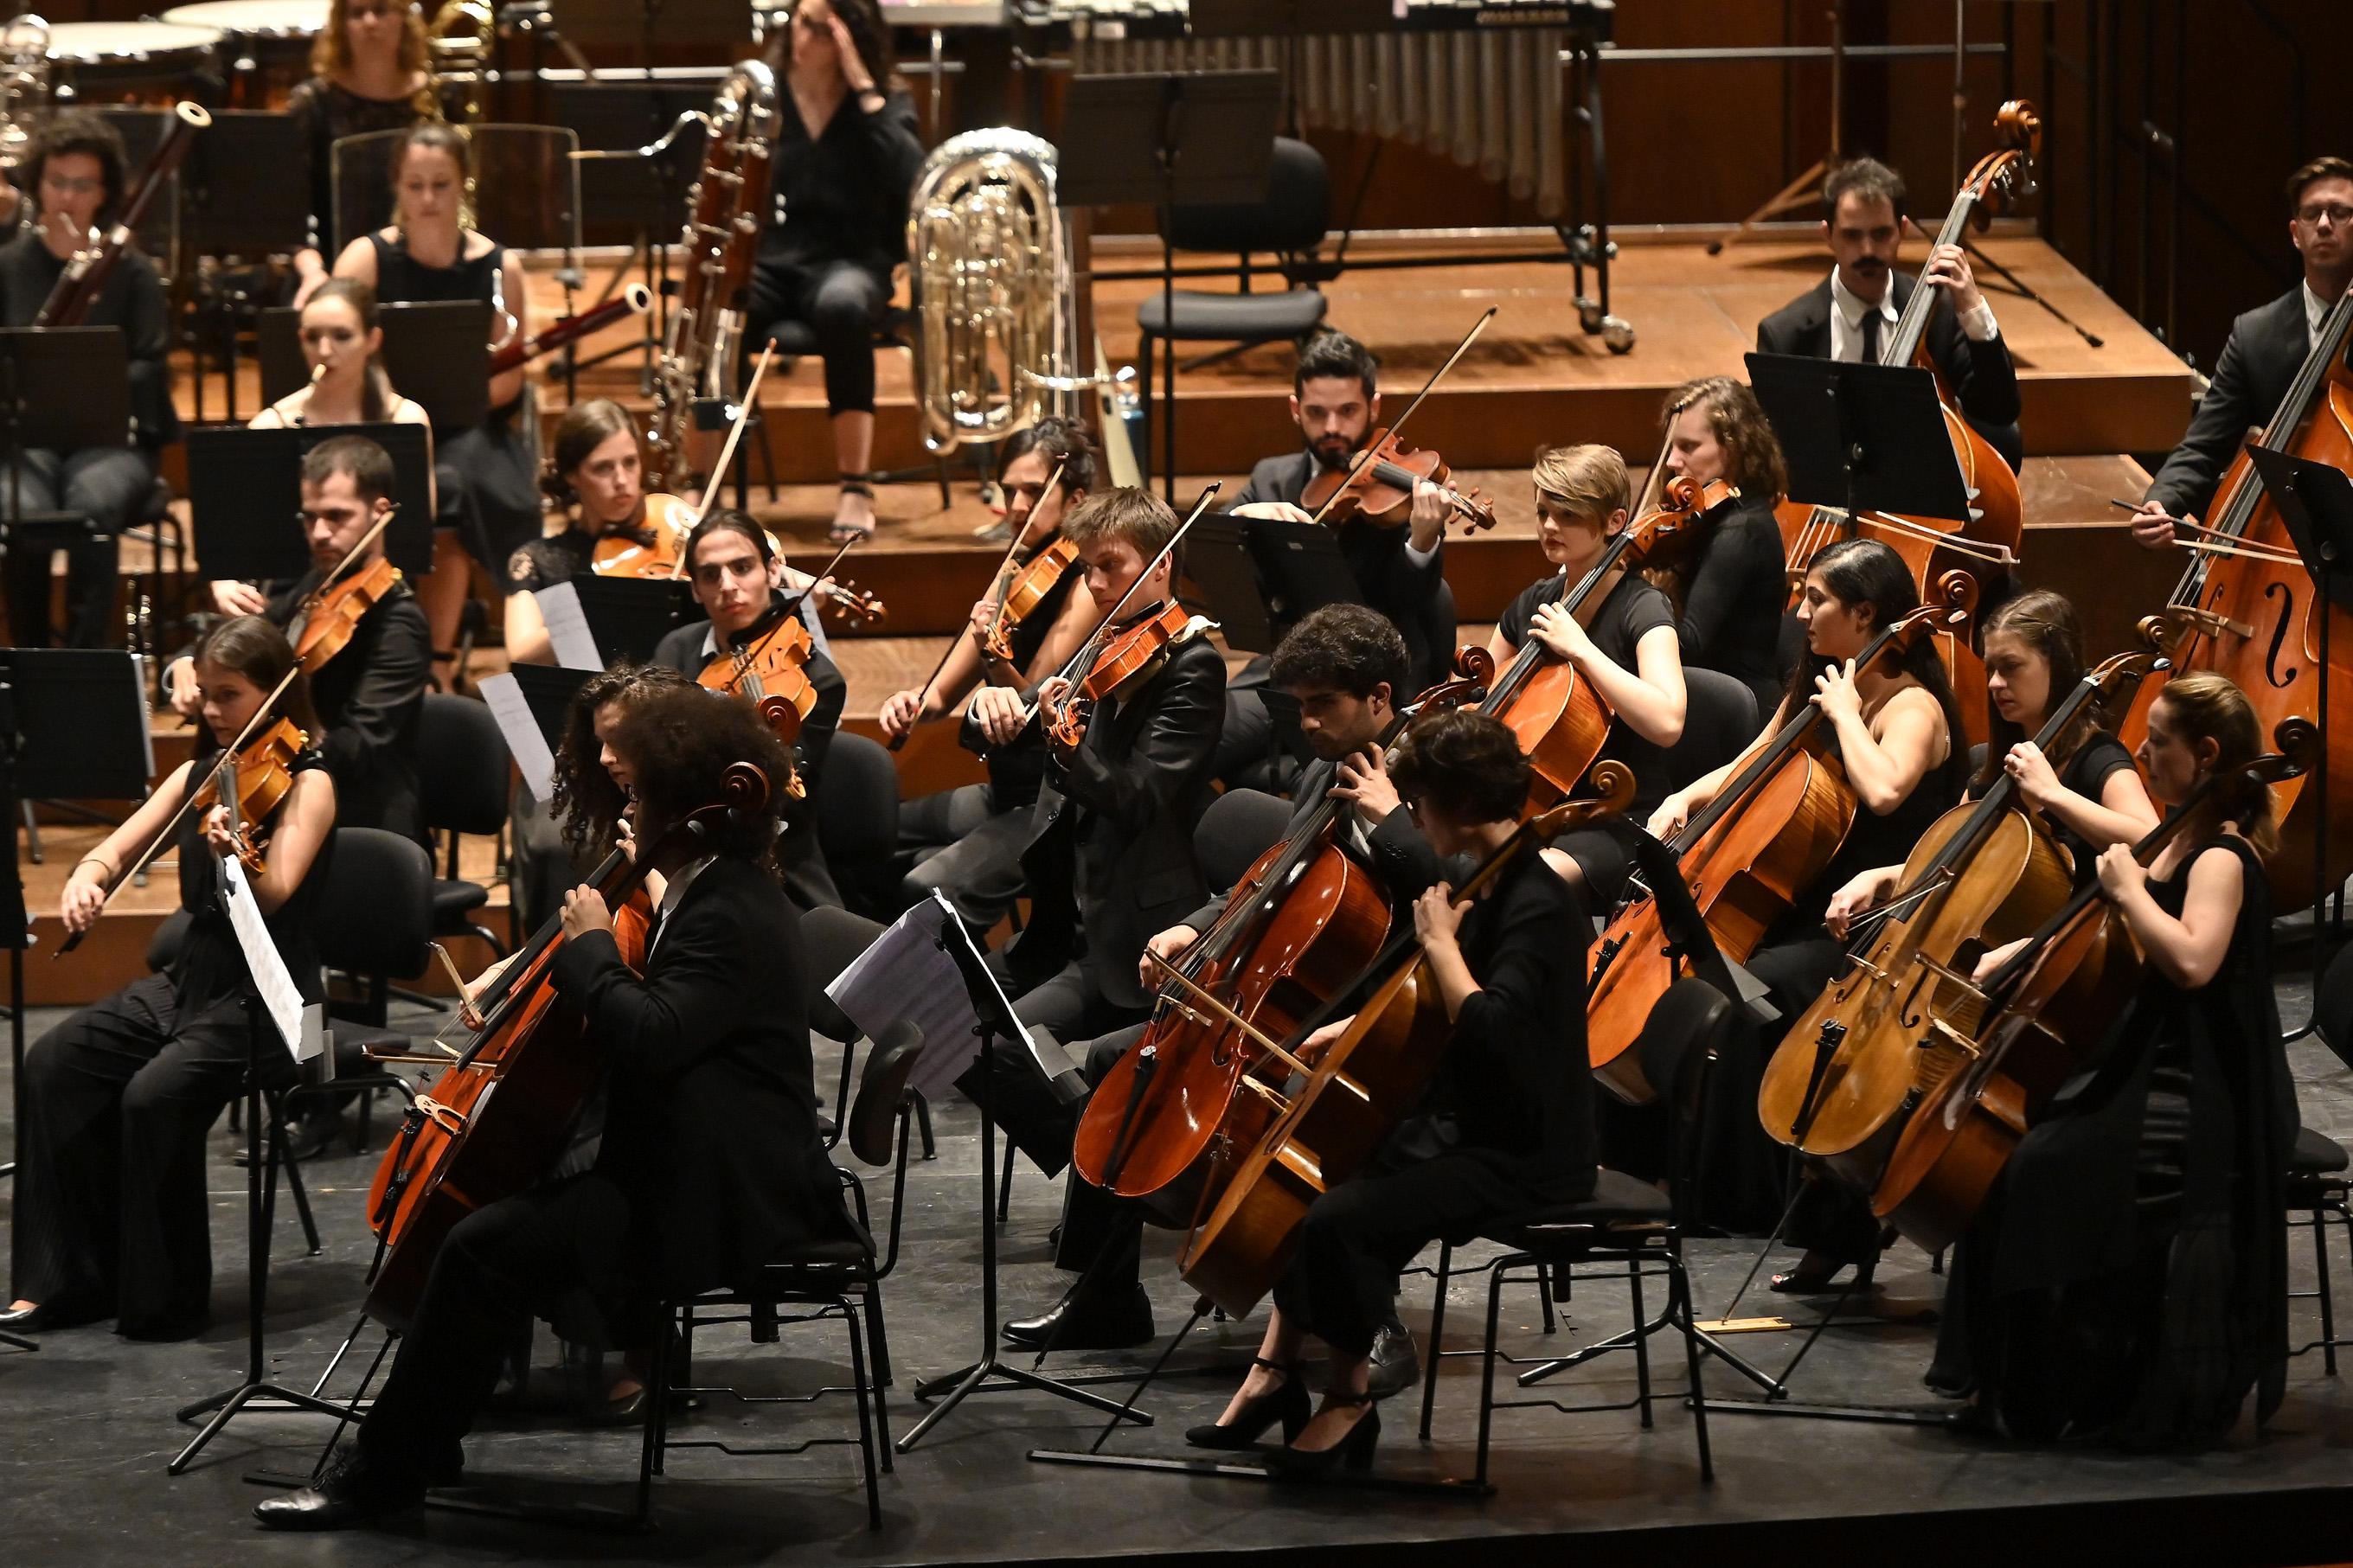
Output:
[2132,156,2353,548]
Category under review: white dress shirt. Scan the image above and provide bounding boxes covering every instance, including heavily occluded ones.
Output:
[1828,266,1998,363]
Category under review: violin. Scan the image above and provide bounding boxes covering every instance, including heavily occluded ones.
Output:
[366,764,773,1327]
[699,610,817,771]
[1482,476,1737,809]
[186,717,311,877]
[587,491,701,578]
[1756,649,2164,1193]
[1872,733,2307,1252]
[292,554,402,671]
[1042,601,1199,754]
[1298,427,1498,534]
[1584,586,1971,1102]
[1180,765,1636,1317]
[982,533,1079,674]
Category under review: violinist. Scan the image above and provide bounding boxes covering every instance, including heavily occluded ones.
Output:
[1485,444,1687,902]
[6,617,335,1340]
[999,605,1439,1356]
[881,416,1100,930]
[1651,538,1968,1290]
[333,120,542,669]
[0,111,177,649]
[1755,156,2023,469]
[256,687,862,1530]
[1653,377,1795,717]
[1192,710,1594,1473]
[651,509,846,910]
[1928,672,2292,1447]
[504,400,651,666]
[169,435,431,844]
[2132,156,2353,549]
[1823,590,2158,956]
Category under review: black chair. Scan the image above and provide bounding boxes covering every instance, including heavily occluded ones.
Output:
[2288,1119,2353,1373]
[814,732,903,922]
[1666,668,1760,793]
[416,693,511,959]
[637,1018,923,1530]
[761,304,968,510]
[1196,786,1294,892]
[302,827,435,1154]
[1135,138,1330,483]
[1414,979,1725,1492]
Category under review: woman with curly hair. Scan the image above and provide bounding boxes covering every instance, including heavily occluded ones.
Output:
[260,682,857,1531]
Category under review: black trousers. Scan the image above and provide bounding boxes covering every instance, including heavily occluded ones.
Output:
[360,1174,636,1481]
[747,259,888,419]
[1746,932,1882,1264]
[0,444,153,647]
[899,781,1032,931]
[10,973,287,1338]
[962,958,1146,1180]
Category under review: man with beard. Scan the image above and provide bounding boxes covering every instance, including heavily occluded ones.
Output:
[1219,330,1454,783]
[1755,157,2023,470]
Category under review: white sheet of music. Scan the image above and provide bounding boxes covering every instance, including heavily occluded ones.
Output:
[827,893,1072,1100]
[532,581,605,671]
[478,672,559,803]
[221,856,325,1063]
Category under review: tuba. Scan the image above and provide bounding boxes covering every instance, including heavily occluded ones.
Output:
[907,128,1079,458]
[425,0,497,125]
[0,13,48,191]
[648,59,778,490]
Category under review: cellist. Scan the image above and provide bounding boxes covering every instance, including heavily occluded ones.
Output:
[1191,710,1595,1474]
[2131,157,2353,550]
[255,686,862,1531]
[1485,443,1687,902]
[998,605,1439,1360]
[7,618,335,1341]
[1927,672,2293,1447]
[1649,539,1969,1290]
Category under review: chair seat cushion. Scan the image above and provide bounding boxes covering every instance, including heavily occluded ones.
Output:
[1487,1170,1674,1245]
[2292,1124,2350,1175]
[1138,287,1327,342]
[433,879,490,921]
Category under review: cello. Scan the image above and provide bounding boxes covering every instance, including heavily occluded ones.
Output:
[363,763,773,1328]
[1757,649,2164,1193]
[1871,730,2307,1251]
[1180,768,1635,1319]
[1585,588,1970,1102]
[2119,288,2353,910]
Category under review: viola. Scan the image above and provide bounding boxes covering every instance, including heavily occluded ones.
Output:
[1756,649,2164,1195]
[186,717,311,877]
[1481,476,1736,808]
[1180,766,1636,1318]
[1872,736,2307,1252]
[699,610,817,768]
[1584,587,1970,1103]
[1298,426,1498,534]
[292,554,402,671]
[364,764,772,1328]
[2119,289,2353,910]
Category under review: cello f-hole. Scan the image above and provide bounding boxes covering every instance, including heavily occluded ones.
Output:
[2263,580,2302,690]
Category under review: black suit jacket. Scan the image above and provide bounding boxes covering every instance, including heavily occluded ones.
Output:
[1235,449,1451,686]
[1755,272,2023,445]
[552,854,856,1294]
[1183,755,1439,934]
[262,570,429,842]
[1007,632,1226,1009]
[2145,287,2312,521]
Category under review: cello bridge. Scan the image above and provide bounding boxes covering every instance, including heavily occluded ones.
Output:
[414,1096,469,1134]
[2177,605,2254,641]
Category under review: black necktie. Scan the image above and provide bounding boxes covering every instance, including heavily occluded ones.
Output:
[1859,309,1883,367]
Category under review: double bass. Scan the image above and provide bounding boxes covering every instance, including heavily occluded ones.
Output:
[1756,650,2163,1194]
[2119,288,2353,909]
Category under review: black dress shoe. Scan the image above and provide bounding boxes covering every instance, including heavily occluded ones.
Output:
[1184,1358,1309,1450]
[253,1449,425,1532]
[0,1301,102,1334]
[1769,1254,1876,1295]
[1366,1317,1420,1399]
[1002,1283,1155,1352]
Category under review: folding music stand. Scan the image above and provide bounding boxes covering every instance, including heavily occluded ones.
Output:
[256,302,493,432]
[1183,509,1363,656]
[0,329,128,643]
[1745,352,1974,527]
[179,111,310,424]
[570,574,694,663]
[184,425,437,579]
[509,661,599,747]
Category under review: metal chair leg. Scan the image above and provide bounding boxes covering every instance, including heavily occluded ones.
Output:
[1419,1238,1452,1440]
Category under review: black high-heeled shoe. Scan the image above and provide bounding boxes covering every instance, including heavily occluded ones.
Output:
[1769,1251,1877,1295]
[1262,1392,1380,1479]
[1185,1358,1309,1450]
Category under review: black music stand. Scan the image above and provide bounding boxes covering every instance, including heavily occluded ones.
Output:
[0,330,128,618]
[256,302,493,432]
[1057,71,1280,501]
[179,111,309,425]
[570,574,694,663]
[184,426,436,579]
[1745,352,1974,527]
[1185,509,1363,656]
[2247,445,2353,963]
[509,661,599,746]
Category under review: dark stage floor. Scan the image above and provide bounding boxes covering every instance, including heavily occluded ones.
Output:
[4,976,2353,1568]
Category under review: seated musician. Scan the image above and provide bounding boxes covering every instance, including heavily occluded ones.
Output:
[0,111,177,649]
[1756,155,2023,470]
[286,0,440,307]
[1485,443,1686,903]
[170,436,431,845]
[1220,329,1454,779]
[1929,672,2292,1447]
[334,120,542,677]
[6,618,335,1340]
[255,685,862,1529]
[1652,376,1795,718]
[1650,538,1967,1290]
[880,416,1101,932]
[651,509,847,910]
[1822,589,2157,955]
[998,605,1439,1355]
[2132,156,2352,549]
[1193,709,1595,1472]
[247,279,433,436]
[749,0,922,547]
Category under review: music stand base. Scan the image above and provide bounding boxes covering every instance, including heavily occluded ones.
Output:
[1026,1445,1494,1497]
[0,1329,31,1351]
[170,1382,356,1475]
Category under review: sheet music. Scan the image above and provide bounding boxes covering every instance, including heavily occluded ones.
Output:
[826,893,1065,1100]
[533,581,604,671]
[479,672,558,803]
[221,857,325,1062]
